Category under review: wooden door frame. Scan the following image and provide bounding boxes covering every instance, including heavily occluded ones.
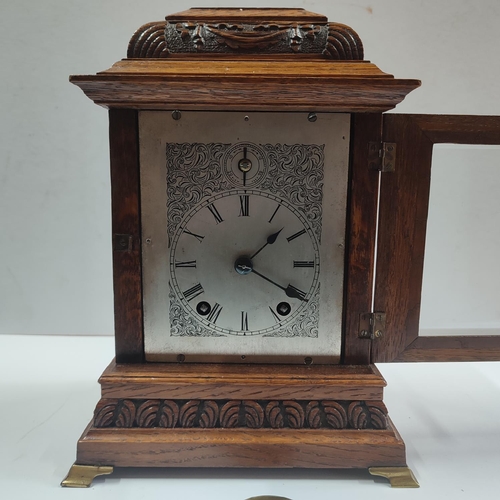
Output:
[342,113,382,364]
[372,114,500,362]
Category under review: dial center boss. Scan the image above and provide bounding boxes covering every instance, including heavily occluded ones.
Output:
[234,256,253,275]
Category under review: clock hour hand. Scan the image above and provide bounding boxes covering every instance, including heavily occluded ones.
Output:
[249,228,284,260]
[251,268,308,302]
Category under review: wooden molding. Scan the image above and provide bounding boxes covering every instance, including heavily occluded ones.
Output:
[76,421,407,469]
[127,22,169,58]
[71,60,419,112]
[93,398,388,430]
[98,361,386,400]
[94,363,387,430]
[165,8,328,24]
[324,23,364,60]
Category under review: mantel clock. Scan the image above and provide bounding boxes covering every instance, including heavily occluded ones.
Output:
[62,8,500,488]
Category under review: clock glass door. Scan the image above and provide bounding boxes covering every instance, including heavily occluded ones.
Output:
[139,111,350,364]
[372,114,500,362]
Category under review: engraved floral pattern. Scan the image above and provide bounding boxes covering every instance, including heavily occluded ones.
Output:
[169,283,225,337]
[259,143,324,243]
[166,143,230,244]
[263,284,319,338]
[167,141,324,338]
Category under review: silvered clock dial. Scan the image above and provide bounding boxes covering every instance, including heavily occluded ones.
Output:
[170,189,320,337]
[139,111,350,364]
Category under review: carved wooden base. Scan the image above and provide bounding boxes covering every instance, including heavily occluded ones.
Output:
[67,361,413,486]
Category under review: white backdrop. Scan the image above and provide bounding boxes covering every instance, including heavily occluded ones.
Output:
[1,0,499,335]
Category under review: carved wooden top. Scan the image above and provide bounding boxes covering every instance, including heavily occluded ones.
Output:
[70,8,421,112]
[128,7,362,59]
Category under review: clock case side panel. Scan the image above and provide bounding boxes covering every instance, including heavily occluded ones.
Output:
[372,114,500,363]
[109,109,145,363]
[342,113,383,364]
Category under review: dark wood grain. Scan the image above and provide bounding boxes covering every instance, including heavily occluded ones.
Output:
[109,110,144,363]
[395,336,500,362]
[342,114,382,364]
[411,114,500,144]
[70,60,420,112]
[324,23,364,60]
[372,115,434,363]
[77,424,407,468]
[72,360,406,469]
[127,22,169,58]
[166,8,327,23]
[373,114,500,363]
[99,361,386,400]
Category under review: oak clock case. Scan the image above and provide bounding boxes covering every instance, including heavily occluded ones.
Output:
[140,111,349,364]
[64,7,500,489]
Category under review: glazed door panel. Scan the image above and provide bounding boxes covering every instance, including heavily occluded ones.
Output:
[373,114,500,362]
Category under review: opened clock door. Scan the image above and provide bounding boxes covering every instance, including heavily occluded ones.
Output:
[372,114,500,362]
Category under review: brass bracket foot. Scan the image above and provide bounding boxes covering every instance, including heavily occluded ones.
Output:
[369,467,419,488]
[61,463,114,488]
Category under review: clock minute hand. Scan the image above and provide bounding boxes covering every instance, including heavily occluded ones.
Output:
[251,268,308,302]
[249,228,284,260]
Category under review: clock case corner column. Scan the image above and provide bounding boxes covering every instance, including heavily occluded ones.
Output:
[109,108,145,363]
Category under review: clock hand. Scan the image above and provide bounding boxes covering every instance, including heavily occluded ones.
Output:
[242,147,247,187]
[249,228,284,260]
[251,268,308,302]
[238,147,252,186]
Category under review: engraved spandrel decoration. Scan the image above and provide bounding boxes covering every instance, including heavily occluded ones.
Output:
[260,143,324,244]
[166,143,231,245]
[263,285,320,338]
[167,141,324,338]
[166,142,324,244]
[169,283,225,338]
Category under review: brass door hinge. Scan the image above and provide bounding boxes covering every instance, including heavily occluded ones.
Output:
[359,312,386,340]
[368,142,396,172]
